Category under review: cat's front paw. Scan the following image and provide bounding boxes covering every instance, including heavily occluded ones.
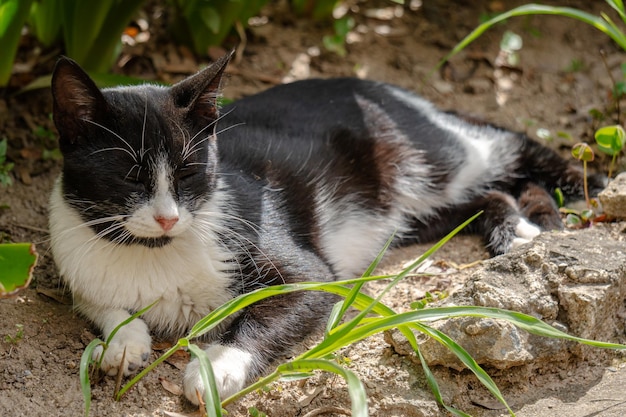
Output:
[93,319,152,376]
[183,344,253,405]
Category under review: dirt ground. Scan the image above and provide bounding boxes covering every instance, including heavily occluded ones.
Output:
[2,1,626,416]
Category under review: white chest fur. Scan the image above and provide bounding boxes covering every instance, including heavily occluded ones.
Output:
[48,178,234,335]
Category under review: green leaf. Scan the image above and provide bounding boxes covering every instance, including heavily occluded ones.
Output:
[0,243,38,297]
[571,142,595,162]
[595,125,625,156]
[553,188,564,208]
[80,338,104,417]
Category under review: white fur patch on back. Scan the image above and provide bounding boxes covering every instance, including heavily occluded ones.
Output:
[183,344,253,404]
[385,85,521,203]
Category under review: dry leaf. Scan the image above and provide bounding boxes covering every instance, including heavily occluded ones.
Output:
[159,377,184,396]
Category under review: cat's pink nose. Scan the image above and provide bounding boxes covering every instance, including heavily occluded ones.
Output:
[155,216,179,232]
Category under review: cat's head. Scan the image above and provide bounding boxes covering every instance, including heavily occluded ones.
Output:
[51,54,231,248]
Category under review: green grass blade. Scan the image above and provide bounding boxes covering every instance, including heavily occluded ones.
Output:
[187,343,223,417]
[0,0,35,86]
[414,322,514,415]
[410,306,626,349]
[305,212,481,359]
[117,340,184,399]
[105,300,158,347]
[606,0,626,23]
[80,338,104,417]
[415,347,472,417]
[278,359,368,417]
[438,4,626,70]
[326,233,396,332]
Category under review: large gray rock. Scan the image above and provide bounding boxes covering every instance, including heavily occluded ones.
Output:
[387,224,626,372]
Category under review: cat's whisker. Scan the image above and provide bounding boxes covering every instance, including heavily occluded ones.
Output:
[89,146,138,160]
[181,108,238,162]
[124,164,141,181]
[140,93,149,162]
[213,122,245,138]
[83,119,139,163]
[193,212,286,286]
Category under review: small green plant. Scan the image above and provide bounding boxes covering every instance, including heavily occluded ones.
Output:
[4,324,24,344]
[571,142,595,209]
[595,124,625,178]
[168,0,269,56]
[0,138,14,187]
[248,406,268,417]
[410,291,448,310]
[322,15,354,57]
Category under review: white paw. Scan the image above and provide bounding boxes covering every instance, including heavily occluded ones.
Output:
[93,319,152,376]
[183,344,253,405]
[515,218,541,241]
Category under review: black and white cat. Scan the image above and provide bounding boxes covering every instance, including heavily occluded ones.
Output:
[49,54,603,404]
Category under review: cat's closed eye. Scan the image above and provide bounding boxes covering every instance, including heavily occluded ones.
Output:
[123,175,148,192]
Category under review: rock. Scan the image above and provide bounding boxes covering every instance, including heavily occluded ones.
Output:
[387,225,626,373]
[599,172,626,219]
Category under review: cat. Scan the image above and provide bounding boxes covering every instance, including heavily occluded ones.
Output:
[48,53,604,405]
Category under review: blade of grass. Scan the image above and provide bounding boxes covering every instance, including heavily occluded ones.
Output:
[326,232,396,332]
[105,300,158,346]
[187,343,223,417]
[80,338,105,417]
[278,359,368,417]
[304,212,482,359]
[438,4,626,71]
[413,321,514,416]
[117,340,184,399]
[415,346,472,417]
[606,0,626,23]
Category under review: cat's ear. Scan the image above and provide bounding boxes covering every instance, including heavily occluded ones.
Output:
[51,57,108,144]
[170,51,233,122]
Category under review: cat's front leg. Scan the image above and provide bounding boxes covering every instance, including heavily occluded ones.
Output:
[182,290,336,404]
[81,304,152,376]
[183,344,253,403]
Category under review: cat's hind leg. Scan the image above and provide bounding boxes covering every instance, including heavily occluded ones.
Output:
[460,191,543,256]
[516,181,563,231]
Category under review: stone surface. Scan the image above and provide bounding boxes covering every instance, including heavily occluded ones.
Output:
[599,172,626,219]
[387,224,626,374]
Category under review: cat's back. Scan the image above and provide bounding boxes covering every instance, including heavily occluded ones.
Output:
[217,77,519,182]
